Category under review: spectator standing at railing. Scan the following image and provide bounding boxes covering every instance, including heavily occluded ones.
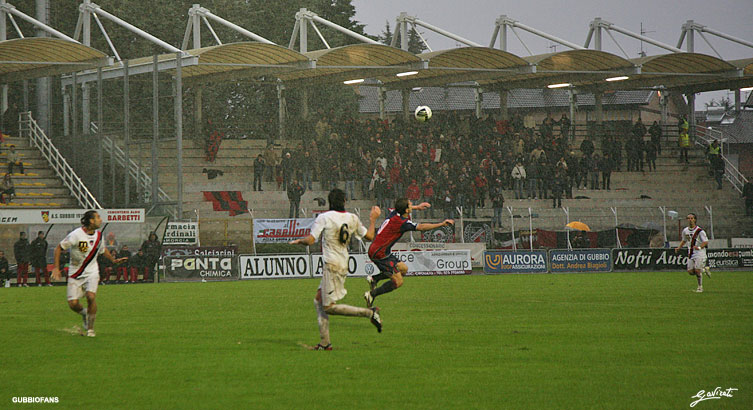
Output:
[526,158,540,199]
[711,154,725,190]
[559,113,571,141]
[13,231,29,287]
[263,144,278,184]
[0,174,14,203]
[287,178,305,219]
[301,151,313,190]
[115,245,131,283]
[645,140,657,172]
[678,115,690,164]
[742,182,753,216]
[6,145,24,175]
[588,154,600,190]
[551,168,565,209]
[538,158,552,200]
[511,159,526,200]
[0,250,8,287]
[30,231,50,286]
[649,120,662,156]
[140,232,161,282]
[281,151,293,190]
[599,152,614,191]
[491,183,505,226]
[422,174,436,219]
[580,135,595,159]
[253,154,265,192]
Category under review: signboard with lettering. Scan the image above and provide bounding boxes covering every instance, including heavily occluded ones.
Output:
[484,251,548,274]
[252,219,315,244]
[163,255,238,282]
[164,222,198,245]
[0,209,145,224]
[238,254,311,279]
[549,249,612,273]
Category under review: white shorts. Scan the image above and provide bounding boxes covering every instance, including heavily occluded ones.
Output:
[319,263,348,306]
[686,255,706,272]
[67,274,99,301]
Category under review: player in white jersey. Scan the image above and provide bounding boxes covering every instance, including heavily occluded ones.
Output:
[51,211,126,336]
[675,213,710,293]
[290,189,381,350]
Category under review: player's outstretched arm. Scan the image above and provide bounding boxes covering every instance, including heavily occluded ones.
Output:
[290,235,316,246]
[675,240,686,253]
[416,219,454,232]
[363,206,381,241]
[411,202,431,211]
[51,244,63,280]
[105,248,127,264]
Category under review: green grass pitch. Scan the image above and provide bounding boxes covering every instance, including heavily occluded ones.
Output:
[1,271,751,409]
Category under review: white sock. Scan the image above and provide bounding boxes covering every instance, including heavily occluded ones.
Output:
[314,299,330,346]
[326,304,372,318]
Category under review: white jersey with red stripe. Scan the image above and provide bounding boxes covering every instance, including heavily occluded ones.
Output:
[59,227,105,279]
[681,226,708,259]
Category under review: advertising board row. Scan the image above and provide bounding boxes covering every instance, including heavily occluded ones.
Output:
[483,248,753,274]
[163,250,472,282]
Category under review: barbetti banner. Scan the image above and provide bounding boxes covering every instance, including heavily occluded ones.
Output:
[0,209,144,224]
[253,218,315,243]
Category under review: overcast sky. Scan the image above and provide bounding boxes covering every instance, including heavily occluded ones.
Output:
[352,0,753,106]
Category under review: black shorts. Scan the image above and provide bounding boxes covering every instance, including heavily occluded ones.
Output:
[370,254,400,276]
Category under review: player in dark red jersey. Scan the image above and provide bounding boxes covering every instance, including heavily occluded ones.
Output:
[364,198,454,307]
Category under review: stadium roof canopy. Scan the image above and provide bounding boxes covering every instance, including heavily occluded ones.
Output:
[14,38,750,95]
[0,37,110,82]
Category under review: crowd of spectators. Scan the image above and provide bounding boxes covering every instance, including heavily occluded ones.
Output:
[246,110,668,223]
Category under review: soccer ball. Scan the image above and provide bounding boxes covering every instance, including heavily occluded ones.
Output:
[414,105,432,122]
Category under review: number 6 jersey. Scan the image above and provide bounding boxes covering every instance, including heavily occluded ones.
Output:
[59,227,105,279]
[310,211,367,270]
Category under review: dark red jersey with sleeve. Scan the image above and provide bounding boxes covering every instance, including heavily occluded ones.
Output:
[368,210,418,259]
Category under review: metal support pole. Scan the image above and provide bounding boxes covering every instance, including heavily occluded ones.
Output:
[611,207,621,248]
[401,89,410,121]
[152,55,159,209]
[302,88,309,120]
[506,207,516,250]
[687,93,696,139]
[175,52,184,218]
[194,87,202,137]
[563,207,571,250]
[60,82,67,137]
[277,82,286,141]
[399,13,408,50]
[124,60,130,207]
[568,88,577,128]
[456,206,464,243]
[594,91,603,124]
[704,205,714,240]
[528,207,533,251]
[299,9,308,53]
[474,87,483,119]
[659,206,667,245]
[97,67,103,201]
[378,87,386,120]
[72,72,78,170]
[498,89,508,120]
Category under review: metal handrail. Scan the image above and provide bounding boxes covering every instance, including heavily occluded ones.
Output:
[94,126,176,218]
[694,125,749,193]
[19,111,101,209]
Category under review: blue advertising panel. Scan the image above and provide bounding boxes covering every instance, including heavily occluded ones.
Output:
[549,249,612,273]
[484,250,548,274]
